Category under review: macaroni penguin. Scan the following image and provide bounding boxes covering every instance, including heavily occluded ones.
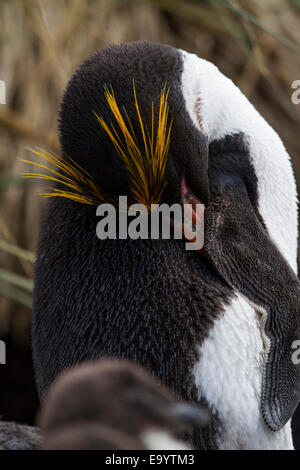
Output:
[30,41,300,449]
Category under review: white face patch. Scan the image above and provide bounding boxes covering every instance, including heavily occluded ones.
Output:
[180,49,298,449]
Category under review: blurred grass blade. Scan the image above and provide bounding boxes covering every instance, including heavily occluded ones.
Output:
[0,239,36,263]
[215,0,300,53]
[0,283,32,309]
[0,175,33,189]
[289,0,300,10]
[0,268,34,292]
[207,0,250,46]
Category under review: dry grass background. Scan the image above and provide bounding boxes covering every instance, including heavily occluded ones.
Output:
[0,0,300,352]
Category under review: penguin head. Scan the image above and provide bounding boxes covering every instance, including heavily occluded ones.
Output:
[39,359,209,450]
[52,41,209,209]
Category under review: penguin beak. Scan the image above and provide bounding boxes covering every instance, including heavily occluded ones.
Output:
[159,402,210,430]
[196,156,300,432]
[128,387,210,432]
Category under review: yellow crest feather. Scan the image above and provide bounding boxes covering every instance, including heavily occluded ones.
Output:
[95,82,172,209]
[23,83,172,209]
[22,149,111,205]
